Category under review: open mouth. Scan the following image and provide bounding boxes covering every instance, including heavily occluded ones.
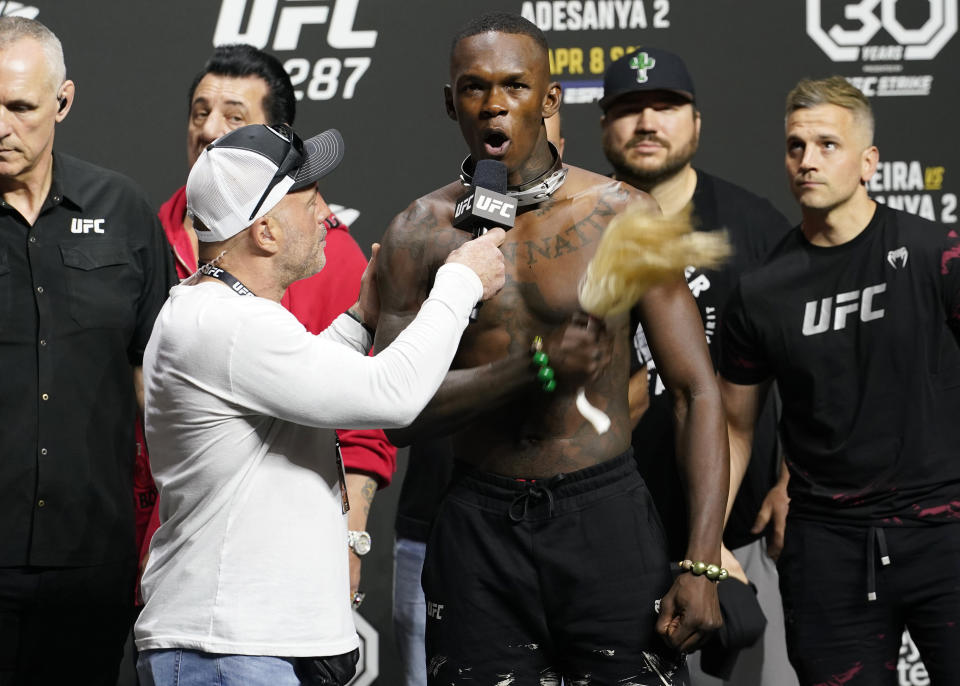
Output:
[483,130,510,156]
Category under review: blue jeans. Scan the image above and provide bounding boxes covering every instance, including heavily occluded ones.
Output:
[393,537,427,686]
[137,649,300,686]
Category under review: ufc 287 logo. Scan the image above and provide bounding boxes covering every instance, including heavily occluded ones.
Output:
[213,0,376,101]
[802,283,887,336]
[806,0,957,61]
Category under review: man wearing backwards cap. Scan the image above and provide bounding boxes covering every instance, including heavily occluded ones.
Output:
[600,48,795,684]
[134,123,506,686]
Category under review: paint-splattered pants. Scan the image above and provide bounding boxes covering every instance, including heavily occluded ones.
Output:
[422,450,689,685]
[778,518,960,685]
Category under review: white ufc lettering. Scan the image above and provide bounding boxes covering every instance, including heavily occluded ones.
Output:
[474,196,516,218]
[214,0,377,51]
[475,196,495,212]
[426,601,444,620]
[69,218,105,234]
[802,283,887,336]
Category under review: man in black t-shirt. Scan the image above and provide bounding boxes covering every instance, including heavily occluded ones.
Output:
[599,48,795,685]
[719,76,960,685]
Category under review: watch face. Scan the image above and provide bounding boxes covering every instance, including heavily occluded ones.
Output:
[352,531,371,556]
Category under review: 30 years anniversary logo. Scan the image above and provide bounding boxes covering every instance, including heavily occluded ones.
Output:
[806,0,957,97]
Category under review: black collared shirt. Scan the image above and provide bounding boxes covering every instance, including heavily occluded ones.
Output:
[0,153,175,566]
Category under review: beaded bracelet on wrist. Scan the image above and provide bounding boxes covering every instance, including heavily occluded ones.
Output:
[678,559,729,581]
[530,335,557,393]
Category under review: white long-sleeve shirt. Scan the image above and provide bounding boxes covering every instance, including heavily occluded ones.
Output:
[135,263,481,656]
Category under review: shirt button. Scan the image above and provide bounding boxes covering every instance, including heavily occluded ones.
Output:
[36,286,44,294]
[41,393,49,401]
[41,448,48,455]
[29,236,37,243]
[37,499,46,508]
[39,339,47,346]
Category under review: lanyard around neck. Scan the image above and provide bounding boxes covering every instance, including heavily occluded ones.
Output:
[198,262,256,297]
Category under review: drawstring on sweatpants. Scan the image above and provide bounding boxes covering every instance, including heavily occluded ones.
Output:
[866,526,892,601]
[509,474,566,522]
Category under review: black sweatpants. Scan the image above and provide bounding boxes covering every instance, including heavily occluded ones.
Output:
[0,560,135,686]
[422,451,688,685]
[778,519,960,685]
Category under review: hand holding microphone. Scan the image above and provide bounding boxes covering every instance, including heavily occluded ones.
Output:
[445,228,506,301]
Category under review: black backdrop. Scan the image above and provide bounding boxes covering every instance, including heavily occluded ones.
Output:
[22,1,958,684]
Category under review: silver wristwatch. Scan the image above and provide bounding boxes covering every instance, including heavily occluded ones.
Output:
[347,530,372,556]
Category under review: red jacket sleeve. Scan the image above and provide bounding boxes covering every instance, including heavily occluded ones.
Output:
[337,428,397,487]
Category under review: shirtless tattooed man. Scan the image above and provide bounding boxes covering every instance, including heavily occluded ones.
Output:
[376,13,728,685]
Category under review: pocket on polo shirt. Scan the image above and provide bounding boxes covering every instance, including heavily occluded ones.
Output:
[60,241,136,328]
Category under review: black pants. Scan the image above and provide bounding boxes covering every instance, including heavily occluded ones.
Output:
[0,560,135,686]
[422,451,688,685]
[778,519,960,685]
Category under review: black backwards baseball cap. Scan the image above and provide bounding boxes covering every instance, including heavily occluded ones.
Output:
[187,123,345,243]
[598,47,696,112]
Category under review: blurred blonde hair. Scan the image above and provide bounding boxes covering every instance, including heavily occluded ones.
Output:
[579,204,729,317]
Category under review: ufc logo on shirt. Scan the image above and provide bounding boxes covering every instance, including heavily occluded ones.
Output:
[70,218,105,234]
[802,283,887,336]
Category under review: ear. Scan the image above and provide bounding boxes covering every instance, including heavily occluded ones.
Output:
[861,145,879,184]
[444,84,457,121]
[693,108,702,142]
[250,215,281,255]
[541,81,562,119]
[55,80,75,123]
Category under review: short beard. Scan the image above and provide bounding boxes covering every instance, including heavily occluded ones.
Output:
[604,134,698,190]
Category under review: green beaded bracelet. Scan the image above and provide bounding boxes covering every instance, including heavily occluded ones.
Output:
[678,559,729,582]
[530,336,557,393]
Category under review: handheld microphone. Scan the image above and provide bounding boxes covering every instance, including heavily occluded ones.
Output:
[453,159,516,320]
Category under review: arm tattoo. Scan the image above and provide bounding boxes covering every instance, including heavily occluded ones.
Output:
[359,476,377,517]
